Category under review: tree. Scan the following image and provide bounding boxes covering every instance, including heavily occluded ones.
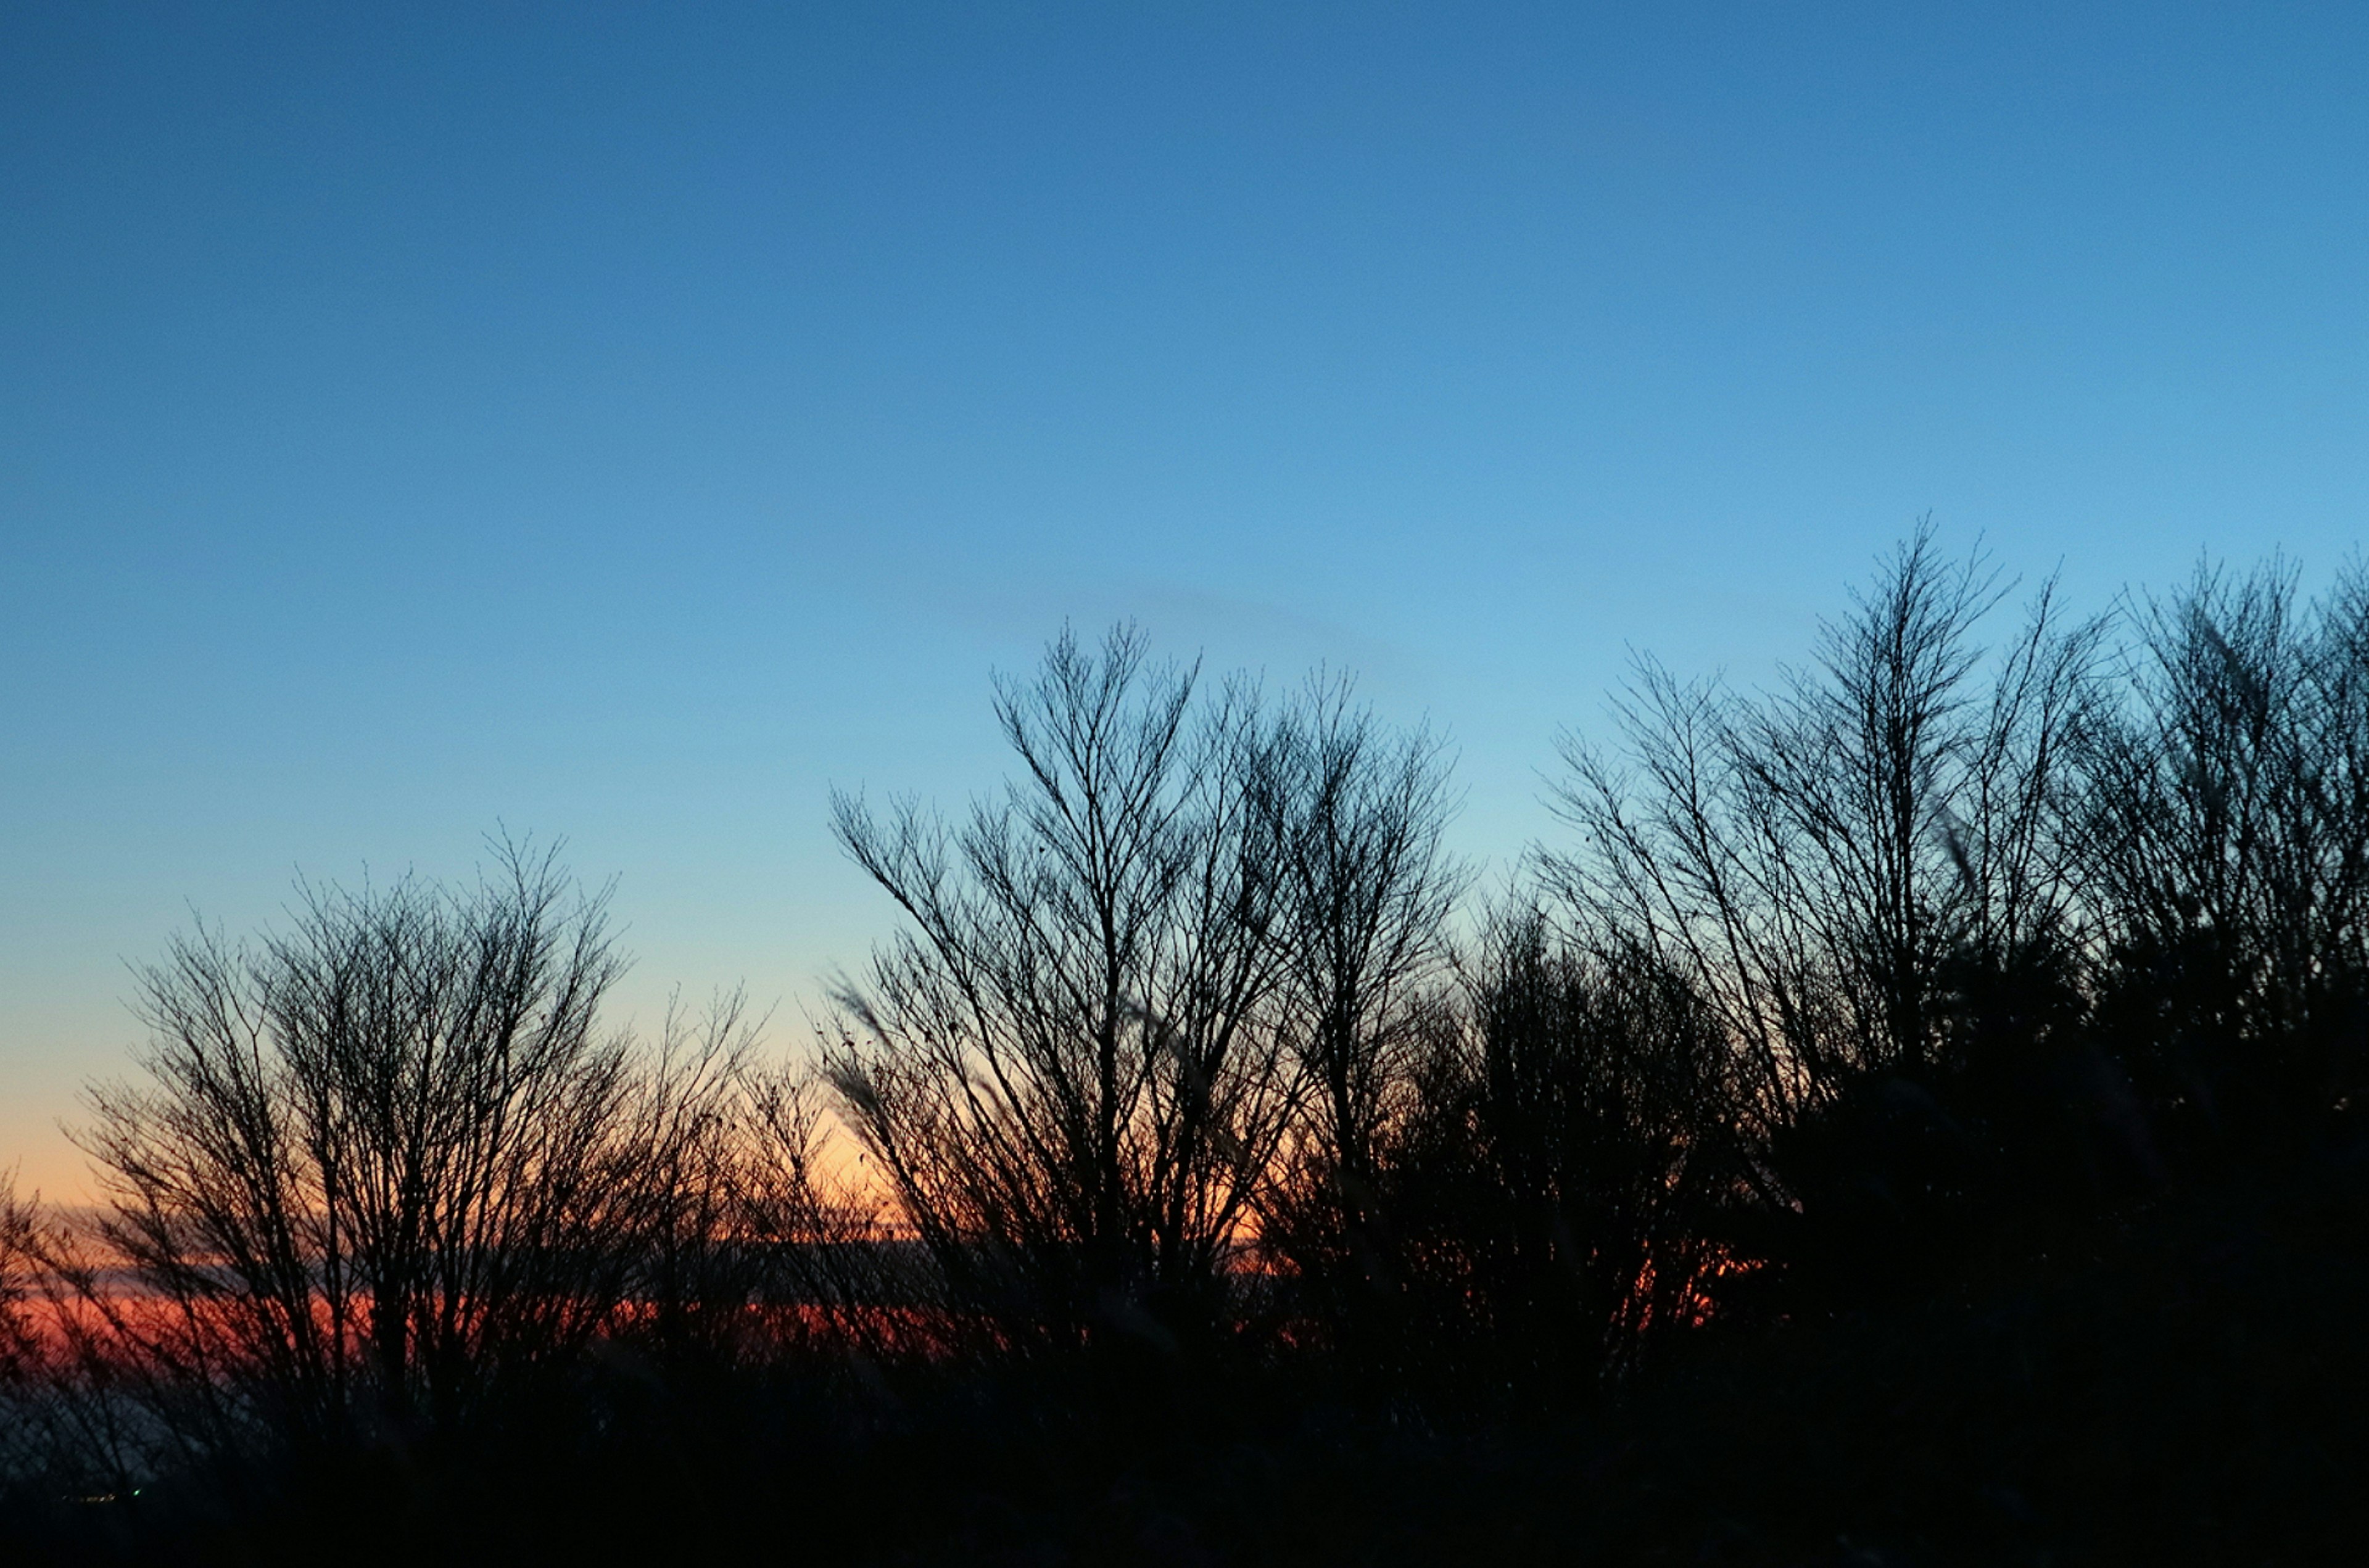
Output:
[1253,676,1465,1351]
[1456,915,1747,1382]
[65,840,725,1457]
[0,1174,44,1486]
[827,625,1297,1348]
[1541,528,2111,1306]
[1547,526,2102,1115]
[2078,558,2369,1155]
[729,1064,921,1360]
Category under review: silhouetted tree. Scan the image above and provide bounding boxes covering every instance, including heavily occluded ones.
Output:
[59,840,729,1464]
[600,991,767,1364]
[1543,529,2110,1305]
[0,1175,41,1486]
[2078,558,2369,1159]
[1254,676,1466,1358]
[827,625,1297,1350]
[731,1065,924,1360]
[1550,527,2101,1112]
[0,1173,32,1359]
[1362,914,1750,1390]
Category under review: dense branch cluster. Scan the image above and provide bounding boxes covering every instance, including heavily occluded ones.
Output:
[8,530,2369,1538]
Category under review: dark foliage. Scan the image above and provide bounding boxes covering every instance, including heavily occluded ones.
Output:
[9,540,2369,1562]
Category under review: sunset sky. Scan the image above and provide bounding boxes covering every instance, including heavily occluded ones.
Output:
[6,1,2368,1195]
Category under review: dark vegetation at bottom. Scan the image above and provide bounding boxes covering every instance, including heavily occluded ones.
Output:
[9,530,2369,1562]
[12,1152,2366,1566]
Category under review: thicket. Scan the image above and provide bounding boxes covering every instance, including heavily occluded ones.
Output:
[6,529,2368,1564]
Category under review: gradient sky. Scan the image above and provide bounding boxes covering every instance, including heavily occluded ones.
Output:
[6,1,2367,1195]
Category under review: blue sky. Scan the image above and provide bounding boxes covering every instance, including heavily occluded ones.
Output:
[5,1,2366,1192]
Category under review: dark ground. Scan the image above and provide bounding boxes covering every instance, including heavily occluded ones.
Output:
[15,1158,2364,1567]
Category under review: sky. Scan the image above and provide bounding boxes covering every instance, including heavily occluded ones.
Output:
[5,1,2367,1196]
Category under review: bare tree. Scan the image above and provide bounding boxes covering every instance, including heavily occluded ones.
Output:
[606,991,767,1362]
[727,1067,935,1359]
[1292,902,1755,1395]
[60,839,722,1457]
[1471,914,1747,1379]
[826,625,1297,1347]
[2076,557,2369,1146]
[1253,677,1466,1337]
[0,1174,43,1485]
[1547,526,2102,1118]
[0,1173,32,1366]
[1273,680,1463,1196]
